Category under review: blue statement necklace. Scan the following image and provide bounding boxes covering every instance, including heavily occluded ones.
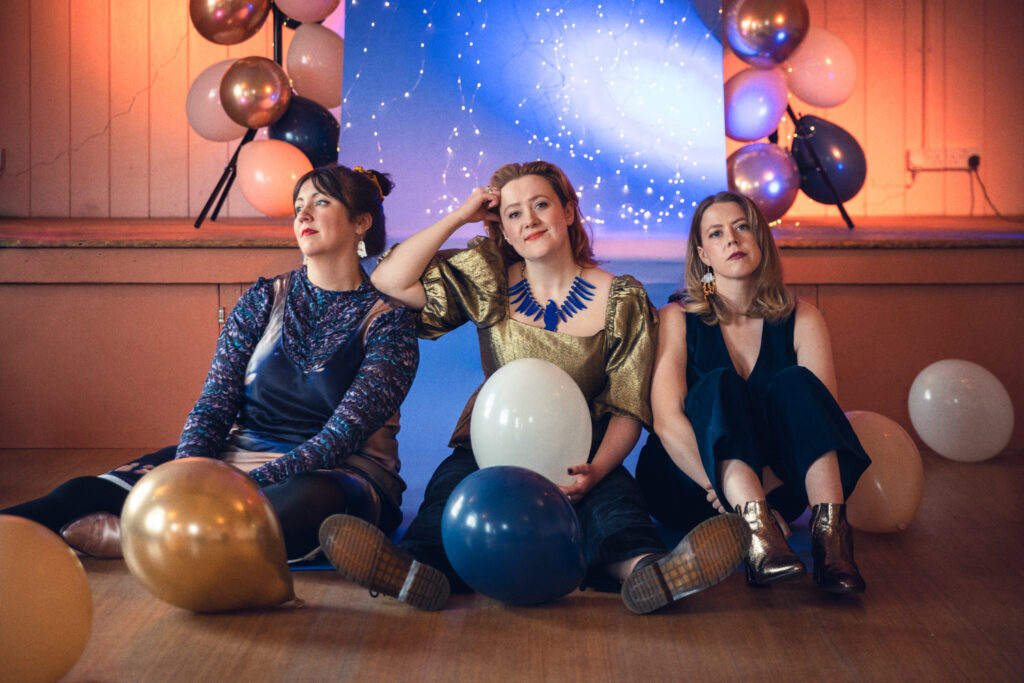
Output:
[508,262,596,331]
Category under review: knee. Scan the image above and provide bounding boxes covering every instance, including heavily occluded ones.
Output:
[765,365,825,402]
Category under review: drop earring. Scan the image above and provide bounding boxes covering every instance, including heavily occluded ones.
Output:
[356,240,367,259]
[701,269,716,298]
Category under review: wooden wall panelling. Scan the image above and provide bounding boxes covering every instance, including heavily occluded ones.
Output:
[0,0,33,216]
[981,0,1024,217]
[110,0,152,218]
[187,27,232,220]
[30,0,71,217]
[863,0,908,216]
[819,283,1024,452]
[148,0,189,217]
[942,0,985,216]
[70,0,110,217]
[0,283,219,449]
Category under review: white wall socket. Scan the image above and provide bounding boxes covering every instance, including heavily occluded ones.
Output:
[907,147,980,171]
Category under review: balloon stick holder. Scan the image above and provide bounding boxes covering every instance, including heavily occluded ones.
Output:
[786,105,855,230]
[194,7,288,229]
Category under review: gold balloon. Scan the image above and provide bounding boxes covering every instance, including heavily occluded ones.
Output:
[0,516,92,683]
[220,56,293,129]
[121,458,295,612]
[723,0,810,68]
[845,411,925,533]
[190,0,272,46]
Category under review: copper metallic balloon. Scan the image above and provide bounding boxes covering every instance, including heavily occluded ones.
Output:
[121,458,295,612]
[726,142,800,222]
[723,0,810,68]
[0,516,92,683]
[190,0,271,46]
[220,56,293,129]
[844,411,924,533]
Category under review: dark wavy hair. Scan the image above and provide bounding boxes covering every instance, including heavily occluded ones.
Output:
[682,191,793,324]
[292,165,394,257]
[482,161,598,268]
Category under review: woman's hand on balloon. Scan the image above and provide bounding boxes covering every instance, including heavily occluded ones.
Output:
[561,463,601,503]
[454,185,501,225]
[705,482,727,514]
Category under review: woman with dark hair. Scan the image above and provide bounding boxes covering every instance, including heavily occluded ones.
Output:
[2,165,419,563]
[636,190,871,594]
[316,161,751,614]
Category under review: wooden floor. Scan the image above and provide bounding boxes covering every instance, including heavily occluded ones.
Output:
[2,449,1022,682]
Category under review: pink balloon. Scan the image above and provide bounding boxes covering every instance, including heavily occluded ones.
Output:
[726,143,800,222]
[276,0,340,24]
[186,59,247,142]
[785,27,857,108]
[724,67,788,141]
[287,23,345,109]
[236,140,313,217]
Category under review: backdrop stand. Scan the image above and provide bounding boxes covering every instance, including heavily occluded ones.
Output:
[786,105,855,230]
[194,7,287,229]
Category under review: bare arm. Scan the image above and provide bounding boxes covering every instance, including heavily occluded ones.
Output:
[370,186,500,310]
[793,299,839,400]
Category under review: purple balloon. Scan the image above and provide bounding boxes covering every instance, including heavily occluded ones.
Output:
[724,68,788,142]
[790,115,867,204]
[727,143,800,222]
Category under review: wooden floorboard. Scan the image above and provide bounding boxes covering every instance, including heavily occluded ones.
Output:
[1,449,1022,681]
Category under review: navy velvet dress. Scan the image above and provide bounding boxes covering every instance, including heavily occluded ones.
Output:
[636,305,870,532]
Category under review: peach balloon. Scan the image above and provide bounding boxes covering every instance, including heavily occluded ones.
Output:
[237,139,313,217]
[844,411,924,533]
[0,516,92,683]
[220,56,293,129]
[190,0,271,46]
[287,23,345,109]
[121,459,296,612]
[276,0,341,24]
[186,59,247,142]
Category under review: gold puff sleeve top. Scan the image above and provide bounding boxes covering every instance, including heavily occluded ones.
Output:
[408,236,657,452]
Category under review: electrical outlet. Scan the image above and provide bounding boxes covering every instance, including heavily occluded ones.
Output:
[907,147,980,171]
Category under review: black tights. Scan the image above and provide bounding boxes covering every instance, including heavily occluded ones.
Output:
[2,471,352,561]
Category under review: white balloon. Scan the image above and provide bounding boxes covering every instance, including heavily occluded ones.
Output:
[785,26,857,108]
[908,359,1014,462]
[471,358,591,487]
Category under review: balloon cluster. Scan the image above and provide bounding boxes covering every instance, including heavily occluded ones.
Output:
[185,0,344,216]
[721,0,865,220]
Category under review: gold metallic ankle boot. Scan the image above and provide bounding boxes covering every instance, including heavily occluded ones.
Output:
[738,500,805,586]
[810,503,865,594]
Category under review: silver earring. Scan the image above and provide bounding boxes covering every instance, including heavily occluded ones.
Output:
[356,240,367,259]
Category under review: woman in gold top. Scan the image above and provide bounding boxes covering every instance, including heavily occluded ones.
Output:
[318,161,751,613]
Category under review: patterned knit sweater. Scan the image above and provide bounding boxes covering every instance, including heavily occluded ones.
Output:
[175,267,418,487]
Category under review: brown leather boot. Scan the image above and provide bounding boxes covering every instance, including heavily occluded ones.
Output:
[60,512,123,559]
[738,500,805,586]
[810,503,866,594]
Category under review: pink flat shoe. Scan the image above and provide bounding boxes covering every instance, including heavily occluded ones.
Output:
[60,512,123,559]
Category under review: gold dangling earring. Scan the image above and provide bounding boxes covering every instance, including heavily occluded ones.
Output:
[701,268,716,298]
[356,240,367,259]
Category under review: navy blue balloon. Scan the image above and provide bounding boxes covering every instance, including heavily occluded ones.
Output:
[442,466,586,606]
[268,95,340,168]
[790,115,867,204]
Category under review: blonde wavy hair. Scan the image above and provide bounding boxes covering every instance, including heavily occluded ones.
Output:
[482,161,598,268]
[682,191,793,324]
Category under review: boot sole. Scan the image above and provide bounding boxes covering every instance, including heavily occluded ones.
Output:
[318,514,450,611]
[622,514,751,614]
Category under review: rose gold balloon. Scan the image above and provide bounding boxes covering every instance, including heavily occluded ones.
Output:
[121,459,295,612]
[276,0,341,24]
[287,23,345,109]
[844,411,924,533]
[220,56,293,129]
[190,0,271,46]
[0,516,92,683]
[237,139,314,217]
[724,0,810,68]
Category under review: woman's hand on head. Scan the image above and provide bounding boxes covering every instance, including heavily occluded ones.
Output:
[455,185,501,225]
